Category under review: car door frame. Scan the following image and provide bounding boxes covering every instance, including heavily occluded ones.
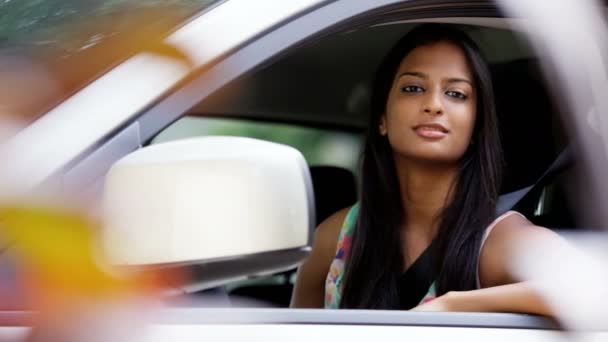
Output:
[2,0,607,334]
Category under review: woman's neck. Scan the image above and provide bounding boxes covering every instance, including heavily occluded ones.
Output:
[394,155,459,239]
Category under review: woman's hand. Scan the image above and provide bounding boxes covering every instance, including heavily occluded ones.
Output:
[410,283,553,315]
[410,292,458,312]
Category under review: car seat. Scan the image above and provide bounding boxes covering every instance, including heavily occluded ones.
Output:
[492,58,574,226]
[228,165,358,307]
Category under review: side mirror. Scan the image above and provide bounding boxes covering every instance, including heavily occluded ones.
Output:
[101,136,314,292]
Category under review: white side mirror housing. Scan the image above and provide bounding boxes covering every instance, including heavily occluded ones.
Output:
[101,137,314,291]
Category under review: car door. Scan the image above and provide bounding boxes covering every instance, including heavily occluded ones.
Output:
[1,0,608,341]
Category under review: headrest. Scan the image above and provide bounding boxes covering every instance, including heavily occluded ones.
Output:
[492,59,561,194]
[309,166,357,225]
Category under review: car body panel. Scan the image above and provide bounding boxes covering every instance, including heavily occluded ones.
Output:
[2,0,608,340]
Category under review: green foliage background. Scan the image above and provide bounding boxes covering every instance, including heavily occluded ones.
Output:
[154,117,362,174]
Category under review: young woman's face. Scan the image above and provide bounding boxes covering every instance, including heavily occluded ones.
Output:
[380,41,477,164]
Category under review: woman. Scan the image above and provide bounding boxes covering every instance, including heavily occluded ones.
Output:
[290,24,560,313]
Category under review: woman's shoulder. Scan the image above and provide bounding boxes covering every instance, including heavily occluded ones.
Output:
[486,211,556,241]
[482,211,563,255]
[482,211,530,241]
[315,205,355,245]
[479,211,565,287]
[290,205,356,308]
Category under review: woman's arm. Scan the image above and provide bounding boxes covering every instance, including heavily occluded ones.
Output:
[289,207,349,308]
[414,213,566,315]
[412,282,552,315]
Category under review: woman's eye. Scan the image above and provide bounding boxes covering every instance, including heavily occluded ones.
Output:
[401,85,423,93]
[446,90,467,100]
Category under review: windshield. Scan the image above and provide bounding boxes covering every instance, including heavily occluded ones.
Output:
[0,0,220,132]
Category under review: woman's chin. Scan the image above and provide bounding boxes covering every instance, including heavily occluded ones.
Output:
[394,147,464,166]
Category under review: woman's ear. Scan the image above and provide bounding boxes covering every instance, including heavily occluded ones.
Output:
[379,115,388,136]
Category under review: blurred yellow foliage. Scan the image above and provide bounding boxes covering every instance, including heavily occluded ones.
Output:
[0,205,181,310]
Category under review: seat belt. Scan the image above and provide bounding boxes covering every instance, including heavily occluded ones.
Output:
[496,147,572,217]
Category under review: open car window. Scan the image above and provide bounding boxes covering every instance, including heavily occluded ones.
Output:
[156,20,579,313]
[186,21,574,230]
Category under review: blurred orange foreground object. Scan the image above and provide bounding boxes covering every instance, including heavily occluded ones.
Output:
[0,205,186,313]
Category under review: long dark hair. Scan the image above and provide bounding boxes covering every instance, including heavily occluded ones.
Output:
[340,24,503,309]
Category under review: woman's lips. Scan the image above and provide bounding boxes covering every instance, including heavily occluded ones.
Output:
[412,124,449,139]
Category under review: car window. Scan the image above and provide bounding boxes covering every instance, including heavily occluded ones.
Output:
[157,21,579,309]
[152,116,363,177]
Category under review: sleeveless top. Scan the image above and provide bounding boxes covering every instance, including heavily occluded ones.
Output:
[324,203,525,309]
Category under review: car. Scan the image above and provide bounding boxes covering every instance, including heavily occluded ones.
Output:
[1,0,608,341]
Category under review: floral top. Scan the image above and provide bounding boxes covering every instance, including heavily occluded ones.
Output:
[324,203,438,308]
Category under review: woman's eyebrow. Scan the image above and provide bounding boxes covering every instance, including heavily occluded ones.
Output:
[446,77,473,86]
[398,71,427,79]
[398,72,473,86]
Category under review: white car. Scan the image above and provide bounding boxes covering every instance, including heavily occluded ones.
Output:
[1,0,608,341]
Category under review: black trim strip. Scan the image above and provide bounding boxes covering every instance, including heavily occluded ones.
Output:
[130,247,311,294]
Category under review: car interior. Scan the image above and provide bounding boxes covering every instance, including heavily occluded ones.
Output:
[152,20,578,308]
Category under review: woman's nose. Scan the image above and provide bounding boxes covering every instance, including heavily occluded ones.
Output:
[423,91,443,115]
